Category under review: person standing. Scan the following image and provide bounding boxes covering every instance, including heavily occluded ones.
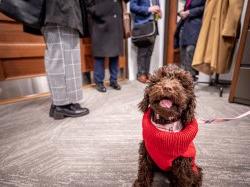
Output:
[86,0,129,92]
[175,0,206,81]
[40,0,90,119]
[130,0,161,84]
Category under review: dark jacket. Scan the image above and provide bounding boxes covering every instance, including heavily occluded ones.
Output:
[45,0,85,35]
[174,0,205,48]
[86,0,129,57]
[130,0,153,25]
[130,0,160,25]
[24,0,88,36]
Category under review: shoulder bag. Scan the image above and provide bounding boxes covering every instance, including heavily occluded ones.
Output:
[131,21,156,47]
[131,0,157,47]
[122,1,132,39]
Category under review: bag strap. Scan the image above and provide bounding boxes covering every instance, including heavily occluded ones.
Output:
[122,1,127,13]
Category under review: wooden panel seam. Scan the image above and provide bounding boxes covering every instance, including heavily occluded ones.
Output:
[229,0,250,102]
[0,60,6,80]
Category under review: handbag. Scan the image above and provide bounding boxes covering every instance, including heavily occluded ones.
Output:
[0,0,45,29]
[122,1,132,39]
[131,21,157,47]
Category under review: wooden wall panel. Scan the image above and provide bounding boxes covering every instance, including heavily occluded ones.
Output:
[1,58,45,80]
[0,13,45,80]
[0,32,45,43]
[0,13,15,21]
[229,0,250,103]
[0,22,23,32]
[165,0,178,64]
[0,45,45,59]
[0,61,5,80]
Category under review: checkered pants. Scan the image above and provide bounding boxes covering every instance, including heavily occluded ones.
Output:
[43,25,83,106]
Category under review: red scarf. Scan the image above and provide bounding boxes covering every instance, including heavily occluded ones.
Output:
[142,108,198,172]
[185,0,192,10]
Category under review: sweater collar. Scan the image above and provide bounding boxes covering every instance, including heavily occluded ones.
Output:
[151,117,183,132]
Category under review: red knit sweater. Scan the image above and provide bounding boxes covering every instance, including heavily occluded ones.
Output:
[142,108,198,172]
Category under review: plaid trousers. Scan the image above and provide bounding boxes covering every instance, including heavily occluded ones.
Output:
[43,25,83,106]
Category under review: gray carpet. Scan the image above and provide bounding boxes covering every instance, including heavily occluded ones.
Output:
[0,81,249,187]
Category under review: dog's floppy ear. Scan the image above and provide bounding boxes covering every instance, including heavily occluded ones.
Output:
[182,93,196,124]
[138,88,150,113]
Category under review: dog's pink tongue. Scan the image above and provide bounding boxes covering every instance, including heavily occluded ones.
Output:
[160,99,173,109]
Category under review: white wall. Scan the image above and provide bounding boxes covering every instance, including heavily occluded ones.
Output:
[128,0,166,80]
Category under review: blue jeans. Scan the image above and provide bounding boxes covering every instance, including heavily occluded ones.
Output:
[94,56,119,84]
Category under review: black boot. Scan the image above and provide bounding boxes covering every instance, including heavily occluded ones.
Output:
[49,103,89,120]
[110,81,121,90]
[96,83,107,92]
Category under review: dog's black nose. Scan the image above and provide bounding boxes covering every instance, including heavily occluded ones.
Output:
[163,86,172,92]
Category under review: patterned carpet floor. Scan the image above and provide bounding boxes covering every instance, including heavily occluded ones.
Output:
[0,81,249,187]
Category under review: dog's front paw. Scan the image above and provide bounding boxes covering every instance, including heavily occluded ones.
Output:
[152,172,171,187]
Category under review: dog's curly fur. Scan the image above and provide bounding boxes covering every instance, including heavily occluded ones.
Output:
[134,65,203,187]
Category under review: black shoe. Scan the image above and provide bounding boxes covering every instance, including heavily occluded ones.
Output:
[96,83,106,92]
[71,103,85,110]
[110,81,121,90]
[49,104,56,117]
[49,104,89,120]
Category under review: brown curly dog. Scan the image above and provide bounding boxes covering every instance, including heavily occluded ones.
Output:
[134,65,202,187]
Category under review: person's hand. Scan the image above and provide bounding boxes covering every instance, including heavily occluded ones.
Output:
[148,5,161,14]
[179,10,190,19]
[157,9,162,18]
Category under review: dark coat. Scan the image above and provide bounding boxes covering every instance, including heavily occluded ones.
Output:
[174,0,206,48]
[86,0,129,57]
[45,0,85,35]
[24,0,89,36]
